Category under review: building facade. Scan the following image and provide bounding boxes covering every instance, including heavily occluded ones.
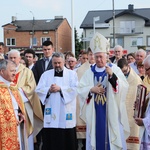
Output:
[80,4,150,53]
[2,16,72,55]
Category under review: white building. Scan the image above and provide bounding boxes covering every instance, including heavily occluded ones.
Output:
[80,4,150,53]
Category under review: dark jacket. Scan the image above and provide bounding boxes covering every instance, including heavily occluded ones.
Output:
[32,58,53,84]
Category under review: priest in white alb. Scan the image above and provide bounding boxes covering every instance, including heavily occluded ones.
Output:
[35,52,78,150]
[78,32,130,150]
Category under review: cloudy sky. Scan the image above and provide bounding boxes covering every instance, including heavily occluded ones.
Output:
[1,0,150,41]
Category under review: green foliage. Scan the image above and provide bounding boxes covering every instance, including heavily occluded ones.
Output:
[74,28,83,57]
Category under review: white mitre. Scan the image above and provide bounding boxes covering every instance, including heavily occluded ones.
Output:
[90,32,110,54]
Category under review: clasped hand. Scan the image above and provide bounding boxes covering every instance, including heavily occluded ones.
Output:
[90,84,105,94]
[49,84,61,93]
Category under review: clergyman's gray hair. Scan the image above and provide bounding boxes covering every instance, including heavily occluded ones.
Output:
[114,45,123,51]
[52,52,65,60]
[135,49,146,58]
[8,49,20,57]
[0,59,16,70]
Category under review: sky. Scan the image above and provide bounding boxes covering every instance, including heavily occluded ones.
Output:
[1,0,150,42]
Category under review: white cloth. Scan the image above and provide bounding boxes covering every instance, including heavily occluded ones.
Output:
[19,88,34,150]
[29,63,34,70]
[35,67,78,128]
[78,63,130,150]
[44,56,51,70]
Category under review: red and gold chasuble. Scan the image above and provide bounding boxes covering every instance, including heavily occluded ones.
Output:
[0,82,25,150]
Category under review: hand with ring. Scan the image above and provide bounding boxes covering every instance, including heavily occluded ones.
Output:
[90,85,105,94]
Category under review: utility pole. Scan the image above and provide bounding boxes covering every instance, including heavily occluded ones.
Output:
[30,11,35,48]
[112,0,115,47]
[71,0,75,55]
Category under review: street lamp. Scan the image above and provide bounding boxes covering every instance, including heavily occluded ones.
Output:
[93,16,100,35]
[30,11,35,48]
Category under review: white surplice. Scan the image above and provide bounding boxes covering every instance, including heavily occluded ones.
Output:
[35,67,78,128]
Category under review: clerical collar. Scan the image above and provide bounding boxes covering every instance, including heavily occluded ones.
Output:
[95,66,105,72]
[54,70,63,77]
[0,76,11,86]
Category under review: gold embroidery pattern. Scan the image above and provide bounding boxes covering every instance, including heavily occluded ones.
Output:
[95,93,106,105]
[0,83,20,150]
[94,35,102,51]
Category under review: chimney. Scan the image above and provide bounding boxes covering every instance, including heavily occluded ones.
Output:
[12,16,17,22]
[54,16,63,20]
[128,4,134,11]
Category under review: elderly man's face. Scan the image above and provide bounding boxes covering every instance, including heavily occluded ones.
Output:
[1,63,16,82]
[94,52,107,68]
[135,52,146,63]
[52,56,64,72]
[68,57,77,69]
[114,47,123,59]
[8,53,21,66]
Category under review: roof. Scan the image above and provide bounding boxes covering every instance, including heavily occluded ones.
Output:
[80,5,150,29]
[2,18,65,31]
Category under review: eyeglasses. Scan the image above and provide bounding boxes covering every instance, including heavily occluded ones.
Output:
[145,67,150,72]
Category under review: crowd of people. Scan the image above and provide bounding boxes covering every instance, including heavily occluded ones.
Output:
[0,32,150,150]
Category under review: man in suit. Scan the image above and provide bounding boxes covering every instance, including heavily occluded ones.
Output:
[0,42,8,59]
[32,40,54,150]
[32,40,54,84]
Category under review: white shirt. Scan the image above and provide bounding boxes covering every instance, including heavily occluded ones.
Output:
[29,63,34,70]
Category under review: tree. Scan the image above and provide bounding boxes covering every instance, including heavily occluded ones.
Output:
[74,28,83,57]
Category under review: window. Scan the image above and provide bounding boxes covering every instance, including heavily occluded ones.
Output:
[41,37,50,44]
[30,37,37,46]
[131,37,143,46]
[6,38,16,46]
[147,36,150,46]
[109,37,124,48]
[120,21,135,33]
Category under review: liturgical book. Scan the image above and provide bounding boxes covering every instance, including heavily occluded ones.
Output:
[134,84,147,118]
